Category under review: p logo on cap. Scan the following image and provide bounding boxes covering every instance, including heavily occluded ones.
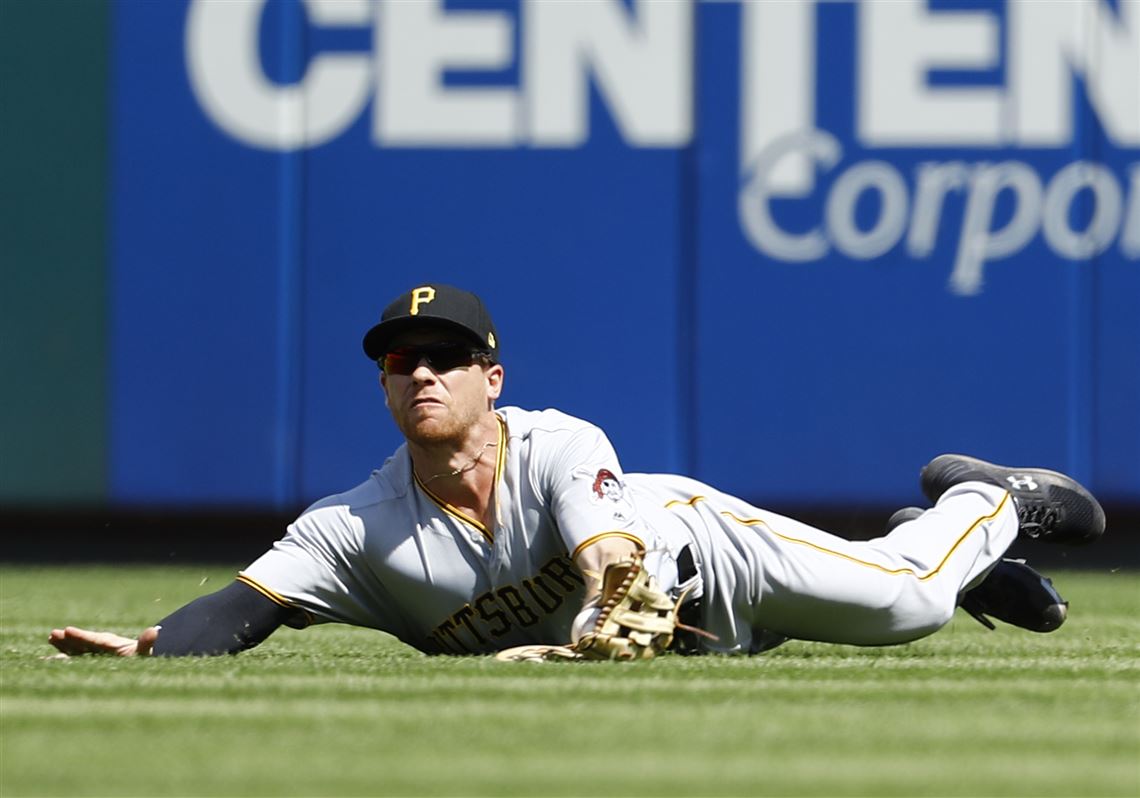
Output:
[409,286,436,316]
[362,283,500,363]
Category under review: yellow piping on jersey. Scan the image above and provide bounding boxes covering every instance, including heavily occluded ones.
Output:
[235,576,314,624]
[665,495,707,509]
[236,573,293,606]
[492,414,508,529]
[571,531,646,562]
[412,417,507,545]
[415,480,494,542]
[494,415,507,483]
[667,493,1011,581]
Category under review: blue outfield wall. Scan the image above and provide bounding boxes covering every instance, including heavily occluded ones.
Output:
[109,0,1139,511]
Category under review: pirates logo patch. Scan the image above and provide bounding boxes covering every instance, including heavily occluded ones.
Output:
[573,466,636,522]
[592,469,624,501]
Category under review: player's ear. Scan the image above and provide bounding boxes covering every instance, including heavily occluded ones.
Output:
[485,363,504,401]
[379,371,390,407]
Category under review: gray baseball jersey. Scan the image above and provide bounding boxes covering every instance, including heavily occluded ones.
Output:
[241,407,1018,654]
[240,407,694,654]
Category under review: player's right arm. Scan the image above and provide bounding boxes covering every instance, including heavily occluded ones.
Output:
[50,492,378,658]
[49,473,406,658]
[48,579,296,657]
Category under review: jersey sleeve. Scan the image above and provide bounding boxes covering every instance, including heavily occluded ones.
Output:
[238,500,379,628]
[543,424,655,561]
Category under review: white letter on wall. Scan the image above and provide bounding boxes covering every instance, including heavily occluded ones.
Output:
[739,0,816,193]
[186,0,372,151]
[526,0,692,147]
[376,0,518,146]
[859,0,1001,145]
[1008,0,1140,146]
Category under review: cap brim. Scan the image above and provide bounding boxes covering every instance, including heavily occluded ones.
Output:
[362,317,492,361]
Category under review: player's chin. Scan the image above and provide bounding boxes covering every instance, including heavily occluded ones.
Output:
[400,415,458,445]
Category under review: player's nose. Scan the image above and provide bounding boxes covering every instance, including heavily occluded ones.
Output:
[410,358,437,382]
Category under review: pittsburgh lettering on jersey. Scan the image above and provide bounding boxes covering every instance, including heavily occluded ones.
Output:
[426,555,585,654]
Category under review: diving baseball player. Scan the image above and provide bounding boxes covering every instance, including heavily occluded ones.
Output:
[49,285,1106,660]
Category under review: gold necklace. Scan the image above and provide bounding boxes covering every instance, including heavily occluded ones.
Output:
[420,440,498,485]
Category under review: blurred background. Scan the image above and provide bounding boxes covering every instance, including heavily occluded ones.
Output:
[2,0,1137,564]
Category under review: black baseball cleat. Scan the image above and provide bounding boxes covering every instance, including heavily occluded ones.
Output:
[920,454,1105,545]
[885,506,925,533]
[959,559,1068,633]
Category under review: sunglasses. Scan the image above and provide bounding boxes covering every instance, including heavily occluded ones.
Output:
[380,343,491,376]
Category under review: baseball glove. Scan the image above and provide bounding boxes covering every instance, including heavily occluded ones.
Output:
[494,556,712,663]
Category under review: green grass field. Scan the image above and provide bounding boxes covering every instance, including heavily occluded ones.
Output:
[1,566,1137,797]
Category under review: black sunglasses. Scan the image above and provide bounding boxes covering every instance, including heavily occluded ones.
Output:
[380,343,491,376]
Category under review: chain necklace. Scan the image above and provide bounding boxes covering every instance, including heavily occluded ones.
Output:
[419,440,498,485]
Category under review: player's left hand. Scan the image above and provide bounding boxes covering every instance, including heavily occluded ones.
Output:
[495,556,715,663]
[572,557,692,660]
[47,625,160,658]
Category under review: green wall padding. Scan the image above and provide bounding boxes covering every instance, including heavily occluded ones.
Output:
[0,0,110,503]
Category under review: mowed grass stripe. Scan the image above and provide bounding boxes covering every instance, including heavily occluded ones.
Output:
[3,693,1134,797]
[1,566,1137,797]
[4,671,1137,703]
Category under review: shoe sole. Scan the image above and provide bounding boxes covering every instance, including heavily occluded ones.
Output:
[921,454,1105,546]
[960,559,1069,633]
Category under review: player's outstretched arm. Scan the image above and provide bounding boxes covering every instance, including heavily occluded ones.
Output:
[47,580,295,658]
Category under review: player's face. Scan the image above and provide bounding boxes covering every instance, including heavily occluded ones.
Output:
[380,329,503,446]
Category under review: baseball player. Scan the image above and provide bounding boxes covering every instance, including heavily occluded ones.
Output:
[49,285,1106,660]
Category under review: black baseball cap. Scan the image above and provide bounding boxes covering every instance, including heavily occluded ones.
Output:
[362,284,500,362]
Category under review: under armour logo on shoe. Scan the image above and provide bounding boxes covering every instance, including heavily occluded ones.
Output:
[1007,475,1040,491]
